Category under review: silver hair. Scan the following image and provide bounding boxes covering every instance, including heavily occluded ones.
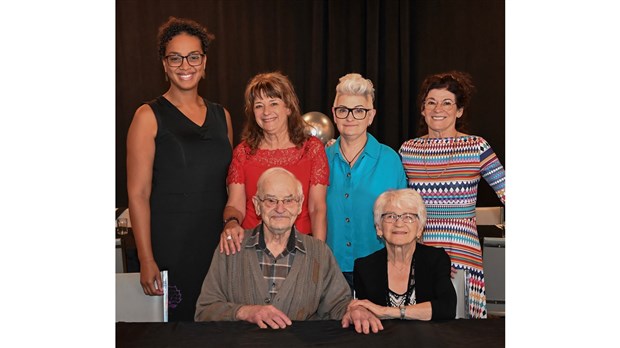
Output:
[334,73,375,103]
[256,167,303,197]
[373,189,427,227]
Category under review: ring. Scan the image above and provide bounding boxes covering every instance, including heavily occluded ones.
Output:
[226,235,232,240]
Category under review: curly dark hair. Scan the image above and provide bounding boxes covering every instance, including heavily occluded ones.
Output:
[157,17,215,58]
[416,71,476,136]
[241,72,309,153]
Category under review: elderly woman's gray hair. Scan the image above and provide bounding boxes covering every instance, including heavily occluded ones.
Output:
[334,73,375,103]
[373,189,427,227]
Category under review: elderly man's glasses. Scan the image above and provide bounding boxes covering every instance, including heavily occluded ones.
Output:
[257,196,300,209]
[333,106,371,120]
[423,99,456,110]
[381,212,419,224]
[164,53,205,67]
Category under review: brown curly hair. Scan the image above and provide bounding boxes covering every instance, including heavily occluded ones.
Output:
[157,17,215,58]
[241,72,309,153]
[416,71,476,136]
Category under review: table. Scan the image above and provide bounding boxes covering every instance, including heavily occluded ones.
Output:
[116,318,504,347]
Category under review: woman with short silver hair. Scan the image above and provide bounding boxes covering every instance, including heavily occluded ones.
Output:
[325,73,407,292]
[351,189,456,321]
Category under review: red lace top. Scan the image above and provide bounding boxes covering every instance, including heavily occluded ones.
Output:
[227,136,329,234]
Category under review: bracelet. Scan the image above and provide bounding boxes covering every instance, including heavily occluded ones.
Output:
[399,306,406,320]
[223,216,240,227]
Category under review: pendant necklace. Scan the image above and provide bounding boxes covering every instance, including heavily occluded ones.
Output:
[422,132,459,179]
[339,138,368,167]
[387,256,416,307]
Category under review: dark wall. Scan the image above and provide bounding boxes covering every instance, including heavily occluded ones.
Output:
[116,0,505,207]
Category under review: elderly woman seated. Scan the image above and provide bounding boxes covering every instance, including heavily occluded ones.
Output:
[350,189,456,320]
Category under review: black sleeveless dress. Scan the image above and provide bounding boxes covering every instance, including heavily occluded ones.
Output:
[148,96,231,321]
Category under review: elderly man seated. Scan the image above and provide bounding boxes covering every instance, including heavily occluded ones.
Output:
[195,167,382,334]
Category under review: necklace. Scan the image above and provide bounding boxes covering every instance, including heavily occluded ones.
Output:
[339,138,368,167]
[422,132,460,179]
[387,256,416,307]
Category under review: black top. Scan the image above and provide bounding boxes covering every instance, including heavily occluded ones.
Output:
[147,96,232,321]
[353,243,457,320]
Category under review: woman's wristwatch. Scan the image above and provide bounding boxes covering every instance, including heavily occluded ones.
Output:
[399,306,406,320]
[223,216,240,227]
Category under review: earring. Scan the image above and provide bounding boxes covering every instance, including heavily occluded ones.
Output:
[202,70,206,80]
[164,73,168,82]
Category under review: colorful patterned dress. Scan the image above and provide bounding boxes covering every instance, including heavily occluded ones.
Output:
[399,135,505,318]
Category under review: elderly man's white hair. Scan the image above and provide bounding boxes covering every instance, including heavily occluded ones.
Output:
[256,167,303,197]
[334,73,375,103]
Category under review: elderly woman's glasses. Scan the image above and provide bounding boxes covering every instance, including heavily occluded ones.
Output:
[333,106,371,120]
[164,53,205,67]
[423,99,456,110]
[381,212,419,224]
[257,196,300,209]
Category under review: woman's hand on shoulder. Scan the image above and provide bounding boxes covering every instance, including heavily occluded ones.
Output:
[219,221,245,255]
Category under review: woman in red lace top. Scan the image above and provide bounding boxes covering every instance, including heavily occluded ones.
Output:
[219,72,329,255]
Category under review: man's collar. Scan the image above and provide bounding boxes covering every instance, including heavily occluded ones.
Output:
[246,224,306,254]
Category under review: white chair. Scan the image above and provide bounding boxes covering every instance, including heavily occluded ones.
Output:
[116,271,168,322]
[450,269,468,319]
[475,206,504,226]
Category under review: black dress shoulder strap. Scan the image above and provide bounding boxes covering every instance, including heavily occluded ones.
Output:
[204,99,227,133]
[145,96,167,128]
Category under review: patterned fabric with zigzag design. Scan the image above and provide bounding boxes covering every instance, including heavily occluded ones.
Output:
[399,135,505,318]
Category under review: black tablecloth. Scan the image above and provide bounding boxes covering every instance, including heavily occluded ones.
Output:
[117,318,504,348]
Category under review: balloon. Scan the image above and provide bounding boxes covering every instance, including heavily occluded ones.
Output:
[302,111,335,145]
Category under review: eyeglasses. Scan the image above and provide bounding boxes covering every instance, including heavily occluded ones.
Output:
[256,196,300,209]
[333,106,372,120]
[164,53,205,67]
[381,212,419,224]
[423,99,457,110]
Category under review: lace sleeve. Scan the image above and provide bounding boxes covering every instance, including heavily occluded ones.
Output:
[306,137,330,186]
[226,142,249,185]
[478,137,505,204]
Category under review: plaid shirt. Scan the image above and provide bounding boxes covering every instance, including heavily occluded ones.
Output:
[247,225,306,301]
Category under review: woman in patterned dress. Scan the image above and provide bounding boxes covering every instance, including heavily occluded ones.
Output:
[398,71,505,318]
[219,72,329,255]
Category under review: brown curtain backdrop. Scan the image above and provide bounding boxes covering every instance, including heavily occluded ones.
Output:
[116,0,505,207]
